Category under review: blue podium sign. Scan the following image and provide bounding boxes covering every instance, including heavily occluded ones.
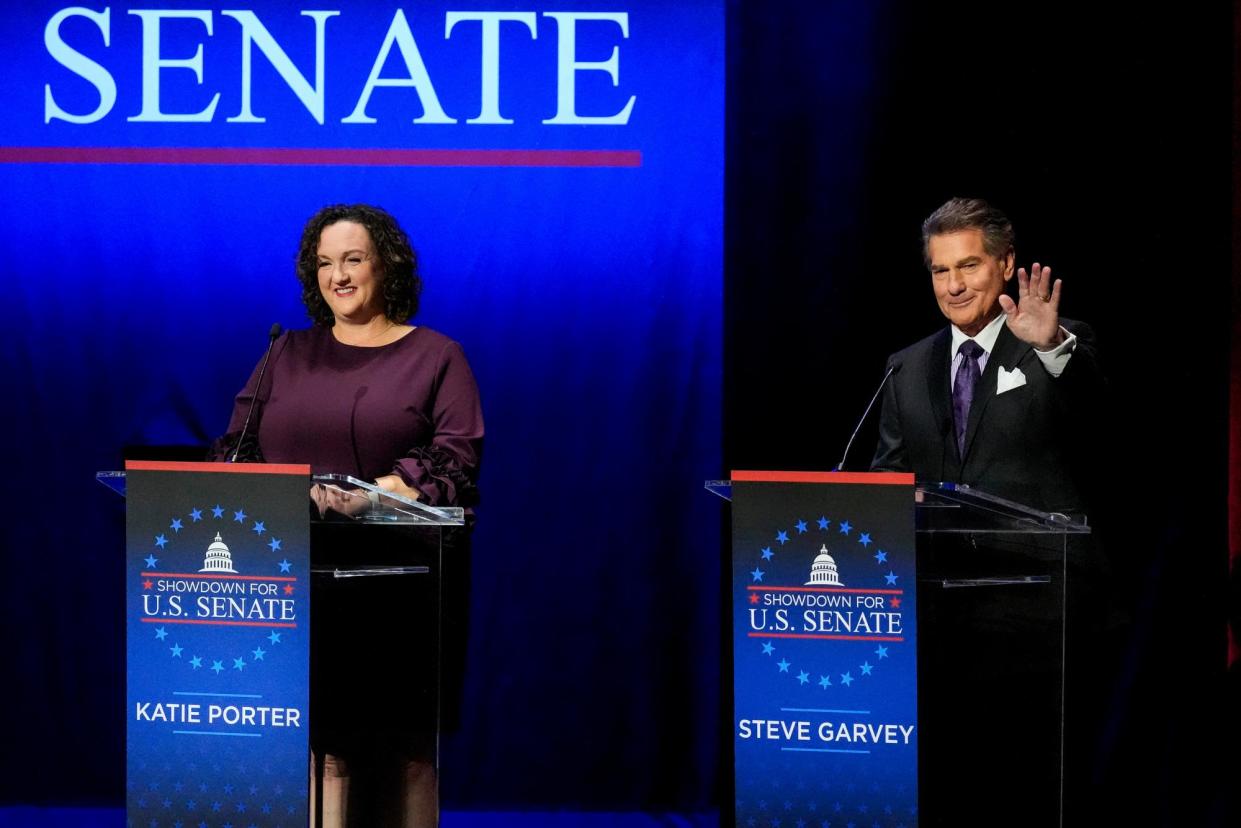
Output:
[125,461,311,828]
[731,471,918,827]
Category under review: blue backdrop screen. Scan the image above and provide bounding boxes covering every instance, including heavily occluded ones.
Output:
[0,1,722,808]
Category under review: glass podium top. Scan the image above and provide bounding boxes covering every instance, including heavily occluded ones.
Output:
[706,478,1089,535]
[97,470,464,526]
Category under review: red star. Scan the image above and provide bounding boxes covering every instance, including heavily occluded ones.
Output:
[749,592,760,604]
[283,584,295,595]
[142,579,153,590]
[889,596,902,609]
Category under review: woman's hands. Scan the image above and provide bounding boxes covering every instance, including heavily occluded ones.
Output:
[373,474,422,502]
[310,483,371,517]
[309,475,421,518]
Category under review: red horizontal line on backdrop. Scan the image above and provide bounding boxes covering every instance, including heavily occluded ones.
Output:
[731,470,915,485]
[140,617,297,629]
[143,572,296,582]
[748,585,903,595]
[0,146,643,168]
[126,460,309,475]
[747,632,904,642]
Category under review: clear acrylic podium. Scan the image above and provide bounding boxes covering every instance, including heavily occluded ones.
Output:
[710,477,1090,827]
[100,470,465,828]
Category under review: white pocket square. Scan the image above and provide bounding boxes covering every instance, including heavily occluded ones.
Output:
[996,366,1026,395]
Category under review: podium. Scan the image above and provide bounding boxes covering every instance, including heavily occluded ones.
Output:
[99,463,465,828]
[711,474,1090,828]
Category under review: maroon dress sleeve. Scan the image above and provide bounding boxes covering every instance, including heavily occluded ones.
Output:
[392,339,484,507]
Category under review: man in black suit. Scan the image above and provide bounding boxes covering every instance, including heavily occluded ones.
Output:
[871,198,1109,825]
[871,197,1103,514]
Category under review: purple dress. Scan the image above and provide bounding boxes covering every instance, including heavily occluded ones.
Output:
[223,325,483,506]
[219,324,482,757]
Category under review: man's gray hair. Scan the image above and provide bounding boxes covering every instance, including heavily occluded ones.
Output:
[921,197,1014,266]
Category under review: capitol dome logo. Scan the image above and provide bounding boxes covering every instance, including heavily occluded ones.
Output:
[199,532,239,574]
[804,544,844,587]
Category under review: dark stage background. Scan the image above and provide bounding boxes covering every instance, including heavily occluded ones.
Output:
[725,1,1231,825]
[1,0,1232,824]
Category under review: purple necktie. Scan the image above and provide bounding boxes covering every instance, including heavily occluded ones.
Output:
[952,340,984,458]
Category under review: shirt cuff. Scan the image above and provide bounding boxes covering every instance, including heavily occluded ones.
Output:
[1033,327,1076,377]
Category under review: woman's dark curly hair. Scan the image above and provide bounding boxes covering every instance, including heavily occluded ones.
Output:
[295,203,422,325]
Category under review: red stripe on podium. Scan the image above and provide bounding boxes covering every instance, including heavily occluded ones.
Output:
[125,460,310,475]
[140,617,297,629]
[142,572,296,582]
[747,632,904,642]
[731,470,914,485]
[749,586,903,595]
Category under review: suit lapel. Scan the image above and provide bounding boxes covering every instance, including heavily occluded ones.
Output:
[961,323,1029,462]
[927,328,955,467]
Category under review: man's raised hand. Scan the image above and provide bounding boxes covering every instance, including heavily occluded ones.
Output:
[998,262,1065,350]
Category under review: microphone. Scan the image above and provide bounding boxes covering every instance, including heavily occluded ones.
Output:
[834,361,901,472]
[230,323,282,463]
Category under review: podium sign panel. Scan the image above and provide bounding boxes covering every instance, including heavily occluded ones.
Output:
[731,471,918,826]
[125,461,311,827]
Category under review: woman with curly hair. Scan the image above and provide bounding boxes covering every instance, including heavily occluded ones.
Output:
[213,203,483,827]
[219,203,482,508]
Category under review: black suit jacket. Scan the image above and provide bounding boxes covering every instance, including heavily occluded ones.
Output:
[871,318,1103,515]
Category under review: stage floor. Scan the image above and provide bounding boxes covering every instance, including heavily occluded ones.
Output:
[0,808,718,827]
